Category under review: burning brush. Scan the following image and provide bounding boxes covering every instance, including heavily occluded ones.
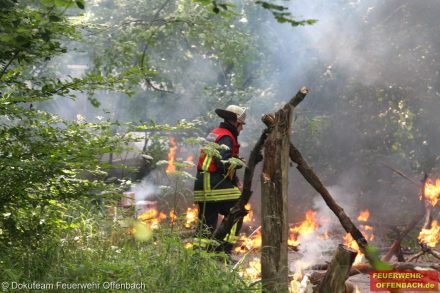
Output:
[408,176,440,262]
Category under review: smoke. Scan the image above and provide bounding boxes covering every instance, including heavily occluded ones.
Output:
[242,0,440,228]
[34,0,440,238]
[130,176,160,203]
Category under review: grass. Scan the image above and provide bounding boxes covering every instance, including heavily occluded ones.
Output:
[0,206,256,293]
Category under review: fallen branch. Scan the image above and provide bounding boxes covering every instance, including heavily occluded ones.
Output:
[382,214,424,262]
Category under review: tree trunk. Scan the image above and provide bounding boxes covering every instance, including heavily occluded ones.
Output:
[315,244,357,293]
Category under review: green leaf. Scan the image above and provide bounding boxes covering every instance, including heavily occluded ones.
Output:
[49,14,62,22]
[54,0,74,8]
[88,97,101,107]
[75,0,85,9]
[41,31,51,42]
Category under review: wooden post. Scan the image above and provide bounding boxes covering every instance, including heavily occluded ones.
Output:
[261,87,309,293]
[315,244,357,293]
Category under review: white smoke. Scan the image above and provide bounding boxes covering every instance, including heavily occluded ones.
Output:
[130,176,159,203]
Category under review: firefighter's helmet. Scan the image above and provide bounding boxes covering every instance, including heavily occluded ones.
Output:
[215,105,246,124]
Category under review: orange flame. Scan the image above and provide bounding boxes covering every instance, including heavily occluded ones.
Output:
[424,178,440,206]
[243,203,255,223]
[355,285,361,293]
[357,209,370,221]
[184,155,194,169]
[166,137,177,173]
[418,220,440,247]
[288,210,319,247]
[234,229,262,253]
[169,209,177,224]
[138,208,167,229]
[343,233,363,264]
[317,229,330,241]
[185,205,198,229]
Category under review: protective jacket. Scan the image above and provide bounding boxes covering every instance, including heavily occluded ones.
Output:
[194,122,241,202]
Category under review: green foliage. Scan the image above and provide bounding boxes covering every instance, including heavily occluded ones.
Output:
[0,1,79,70]
[223,157,246,169]
[0,107,127,242]
[0,204,253,292]
[194,0,317,27]
[255,1,317,26]
[0,0,132,264]
[79,0,266,125]
[365,245,392,270]
[136,119,201,131]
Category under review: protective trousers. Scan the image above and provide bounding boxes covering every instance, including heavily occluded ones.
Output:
[194,200,243,254]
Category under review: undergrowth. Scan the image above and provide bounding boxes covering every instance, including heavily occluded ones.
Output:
[0,203,255,292]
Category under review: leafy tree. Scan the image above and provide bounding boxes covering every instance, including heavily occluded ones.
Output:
[0,0,131,267]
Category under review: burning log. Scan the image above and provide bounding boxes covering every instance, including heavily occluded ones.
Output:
[211,87,309,244]
[260,86,309,293]
[314,244,358,293]
[288,143,388,268]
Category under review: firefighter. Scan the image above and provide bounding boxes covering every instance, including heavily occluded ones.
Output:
[193,105,246,254]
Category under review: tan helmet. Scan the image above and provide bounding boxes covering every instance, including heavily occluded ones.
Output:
[215,105,247,124]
